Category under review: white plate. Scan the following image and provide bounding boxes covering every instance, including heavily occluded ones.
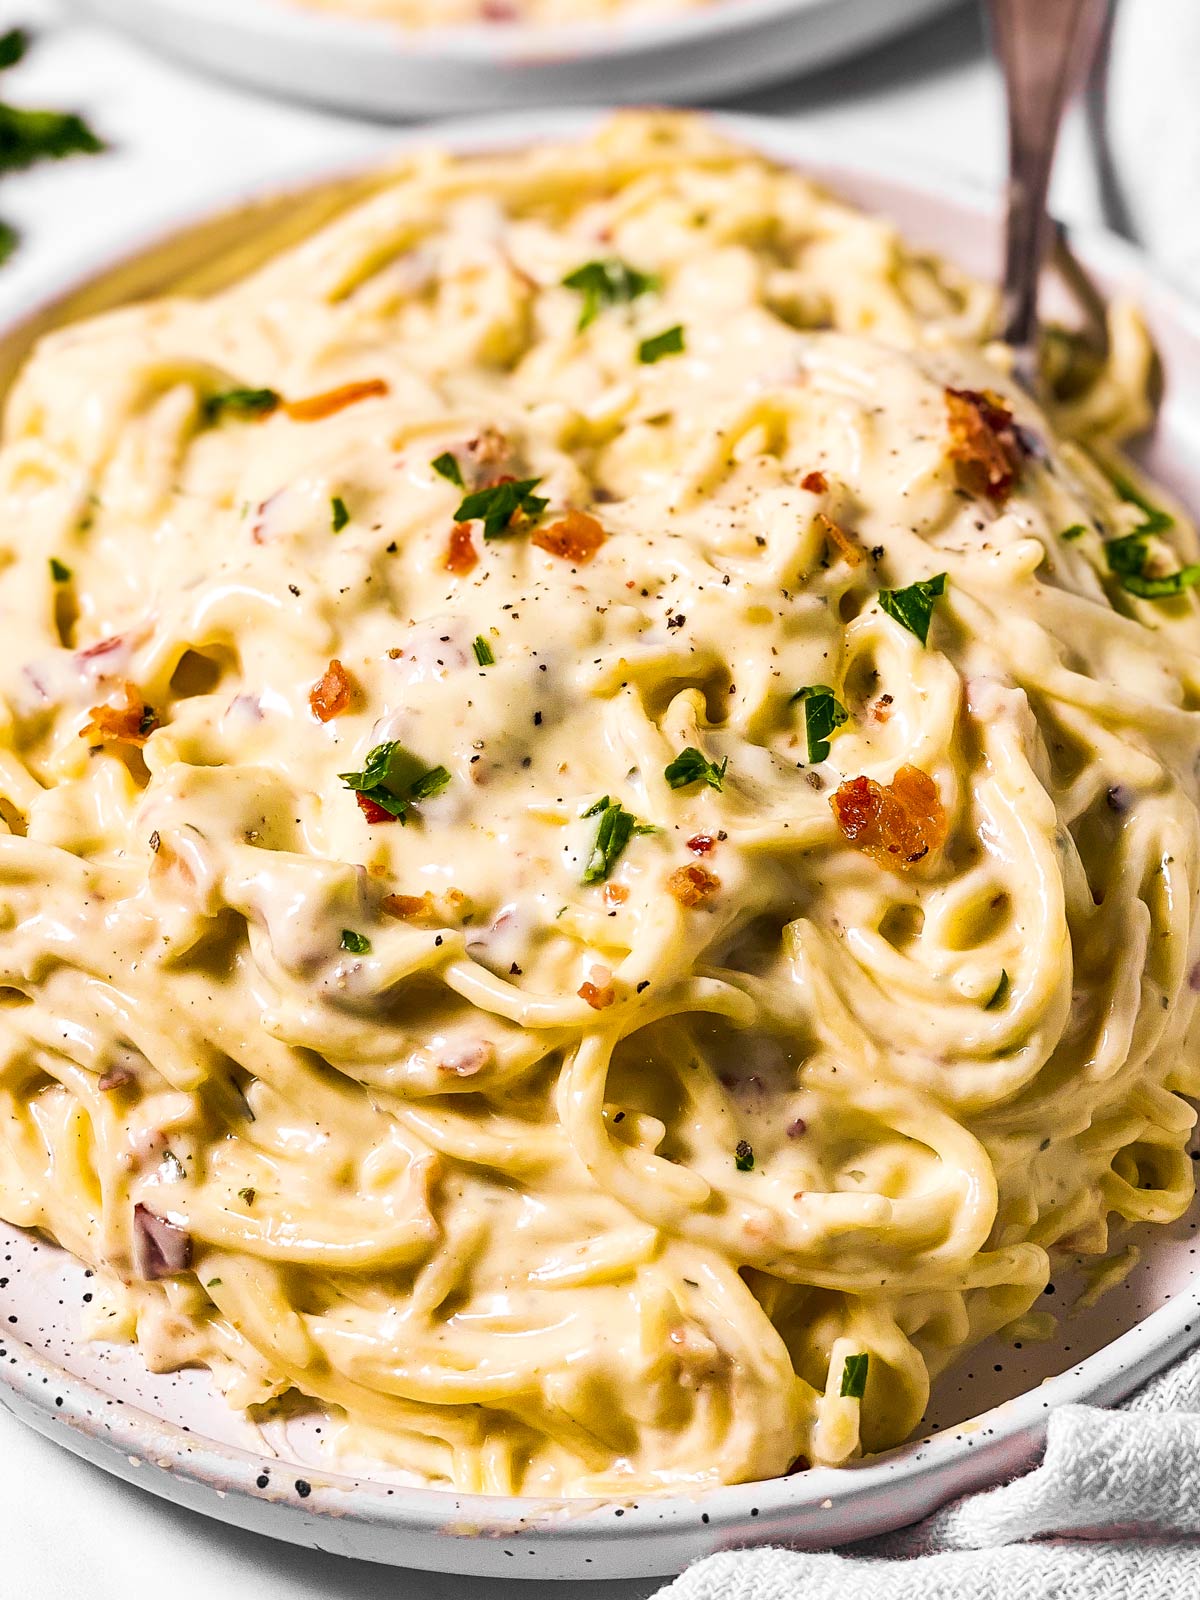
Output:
[2,110,1200,1582]
[69,0,961,117]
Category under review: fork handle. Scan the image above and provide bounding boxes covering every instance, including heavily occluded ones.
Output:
[987,0,1111,376]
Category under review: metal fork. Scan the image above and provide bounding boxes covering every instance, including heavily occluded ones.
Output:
[986,0,1113,391]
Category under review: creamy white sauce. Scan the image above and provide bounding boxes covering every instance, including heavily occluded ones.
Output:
[0,113,1195,1497]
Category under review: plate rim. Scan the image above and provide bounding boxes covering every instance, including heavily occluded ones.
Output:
[2,104,1200,1572]
[73,0,953,64]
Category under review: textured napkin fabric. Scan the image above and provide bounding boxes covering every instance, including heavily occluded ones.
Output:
[653,1349,1200,1598]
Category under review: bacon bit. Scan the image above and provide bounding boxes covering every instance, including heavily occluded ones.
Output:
[98,1066,134,1092]
[309,658,356,722]
[381,892,437,922]
[356,792,397,824]
[831,764,947,870]
[787,1118,807,1138]
[439,1043,492,1077]
[78,635,123,662]
[465,427,510,467]
[603,882,629,907]
[132,1204,192,1281]
[579,966,615,1010]
[284,378,389,423]
[81,681,159,745]
[945,386,1025,505]
[870,692,894,724]
[687,833,716,856]
[666,863,721,907]
[801,470,828,494]
[531,508,606,564]
[818,511,863,568]
[445,522,478,575]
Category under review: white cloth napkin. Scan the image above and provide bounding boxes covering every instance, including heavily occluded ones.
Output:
[652,1348,1200,1596]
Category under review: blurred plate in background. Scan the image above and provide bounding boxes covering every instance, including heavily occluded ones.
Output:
[69,0,963,117]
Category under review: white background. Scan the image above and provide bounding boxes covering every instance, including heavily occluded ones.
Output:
[0,1,1113,1594]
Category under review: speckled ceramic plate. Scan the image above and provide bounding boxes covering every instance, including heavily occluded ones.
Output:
[2,111,1200,1581]
[68,0,961,117]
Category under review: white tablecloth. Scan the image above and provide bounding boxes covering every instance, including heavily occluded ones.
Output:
[0,1,1115,1594]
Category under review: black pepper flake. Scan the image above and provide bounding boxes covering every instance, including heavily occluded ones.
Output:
[148,830,161,854]
[256,1473,269,1488]
[435,935,444,946]
[636,980,650,993]
[288,584,300,597]
[295,1479,312,1499]
[533,711,543,726]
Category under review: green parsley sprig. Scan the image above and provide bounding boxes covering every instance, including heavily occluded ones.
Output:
[562,258,660,331]
[339,740,451,823]
[1102,471,1198,599]
[791,685,848,763]
[840,1352,869,1400]
[581,795,653,885]
[203,387,281,424]
[638,325,685,365]
[431,451,464,488]
[340,929,371,955]
[879,573,948,646]
[664,747,727,792]
[455,477,547,540]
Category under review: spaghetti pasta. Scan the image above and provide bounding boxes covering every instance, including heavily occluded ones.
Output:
[0,112,1196,1496]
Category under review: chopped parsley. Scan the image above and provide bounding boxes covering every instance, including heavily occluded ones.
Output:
[206,1278,222,1289]
[0,28,28,70]
[985,970,1010,1010]
[791,685,848,763]
[664,747,727,792]
[562,257,660,331]
[581,796,653,885]
[735,1140,755,1172]
[49,556,71,582]
[340,929,371,955]
[0,103,103,171]
[638,325,685,365]
[879,573,948,646]
[0,32,103,263]
[472,635,496,666]
[330,495,349,533]
[339,741,451,822]
[431,451,464,488]
[1060,523,1087,542]
[840,1352,869,1400]
[454,476,547,540]
[203,386,281,424]
[1096,466,1200,599]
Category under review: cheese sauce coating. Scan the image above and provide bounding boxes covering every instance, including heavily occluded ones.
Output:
[0,113,1196,1496]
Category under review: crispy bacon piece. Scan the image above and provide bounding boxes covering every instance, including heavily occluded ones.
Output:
[445,522,478,575]
[81,681,159,745]
[309,658,356,722]
[817,512,863,568]
[603,882,629,907]
[687,834,716,856]
[579,978,615,1010]
[381,892,437,922]
[666,863,721,907]
[356,792,397,824]
[531,509,606,564]
[945,386,1025,505]
[831,764,946,869]
[284,378,389,423]
[801,470,828,494]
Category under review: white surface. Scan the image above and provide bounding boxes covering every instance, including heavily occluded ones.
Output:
[72,0,962,117]
[0,0,1126,1595]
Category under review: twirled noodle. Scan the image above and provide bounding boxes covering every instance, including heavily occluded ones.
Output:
[0,111,1197,1495]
